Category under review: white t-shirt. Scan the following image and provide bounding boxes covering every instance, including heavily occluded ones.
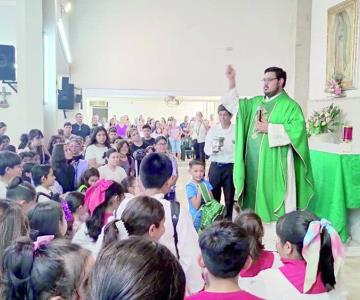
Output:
[98,165,127,184]
[85,144,108,165]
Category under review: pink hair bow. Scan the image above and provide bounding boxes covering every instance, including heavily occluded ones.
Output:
[302,219,344,293]
[33,235,55,252]
[84,179,114,216]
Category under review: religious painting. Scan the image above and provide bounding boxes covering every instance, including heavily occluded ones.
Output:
[326,0,358,90]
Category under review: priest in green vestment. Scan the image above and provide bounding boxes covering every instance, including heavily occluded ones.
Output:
[221,65,314,222]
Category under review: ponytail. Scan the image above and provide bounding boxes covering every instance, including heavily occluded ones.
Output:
[18,134,29,150]
[319,228,336,290]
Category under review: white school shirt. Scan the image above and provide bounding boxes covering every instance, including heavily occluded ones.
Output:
[204,123,235,163]
[98,165,127,184]
[241,268,347,300]
[35,185,52,202]
[116,193,204,294]
[221,88,297,213]
[85,144,108,165]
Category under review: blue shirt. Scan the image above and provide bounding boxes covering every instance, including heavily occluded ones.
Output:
[186,179,212,230]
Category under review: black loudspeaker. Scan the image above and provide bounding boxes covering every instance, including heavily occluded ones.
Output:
[58,83,75,109]
[0,45,16,81]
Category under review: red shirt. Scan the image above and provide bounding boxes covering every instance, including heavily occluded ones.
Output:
[280,258,326,294]
[186,290,263,300]
[240,250,274,277]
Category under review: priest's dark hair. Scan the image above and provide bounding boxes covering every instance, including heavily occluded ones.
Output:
[276,210,336,291]
[139,153,172,189]
[200,220,250,278]
[90,237,185,300]
[264,66,287,88]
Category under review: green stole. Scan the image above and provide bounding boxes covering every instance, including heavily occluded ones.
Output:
[234,91,314,222]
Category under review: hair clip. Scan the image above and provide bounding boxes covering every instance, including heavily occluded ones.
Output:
[33,235,55,252]
[61,201,73,222]
[115,220,129,240]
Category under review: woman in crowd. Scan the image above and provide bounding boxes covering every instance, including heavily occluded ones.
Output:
[117,140,135,176]
[51,143,75,193]
[18,129,51,164]
[191,112,207,162]
[47,134,65,155]
[85,126,110,168]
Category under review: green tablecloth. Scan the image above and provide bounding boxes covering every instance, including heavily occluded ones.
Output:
[308,150,360,242]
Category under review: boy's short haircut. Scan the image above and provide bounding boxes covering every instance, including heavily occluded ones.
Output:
[19,151,36,160]
[31,164,52,186]
[142,124,151,131]
[199,220,250,278]
[139,153,172,189]
[108,126,117,133]
[0,151,21,176]
[64,122,72,127]
[189,159,205,169]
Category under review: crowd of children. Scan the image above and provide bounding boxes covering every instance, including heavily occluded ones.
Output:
[0,115,347,299]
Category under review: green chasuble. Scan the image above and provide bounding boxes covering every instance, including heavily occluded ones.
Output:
[234,91,314,222]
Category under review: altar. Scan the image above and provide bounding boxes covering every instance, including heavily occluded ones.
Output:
[308,140,360,242]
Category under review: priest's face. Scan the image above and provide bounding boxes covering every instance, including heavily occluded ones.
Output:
[263,71,282,98]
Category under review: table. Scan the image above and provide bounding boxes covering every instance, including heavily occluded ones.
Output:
[308,147,360,242]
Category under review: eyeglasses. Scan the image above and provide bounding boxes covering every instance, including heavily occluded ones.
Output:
[261,78,278,83]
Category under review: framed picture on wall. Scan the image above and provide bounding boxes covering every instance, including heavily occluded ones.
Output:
[326,0,358,90]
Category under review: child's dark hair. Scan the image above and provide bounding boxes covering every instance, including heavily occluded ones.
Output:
[0,151,21,176]
[80,167,100,187]
[90,238,185,300]
[276,210,336,290]
[102,196,164,248]
[155,135,167,145]
[51,143,68,171]
[108,126,117,134]
[65,191,85,213]
[86,181,124,241]
[189,159,205,168]
[6,176,37,203]
[0,121,6,129]
[47,135,64,155]
[116,139,130,153]
[88,126,110,148]
[120,176,136,193]
[139,153,172,189]
[31,164,52,186]
[199,220,250,278]
[1,237,91,300]
[4,145,16,153]
[21,162,37,183]
[234,210,264,261]
[18,129,44,150]
[105,148,118,160]
[142,124,151,131]
[27,201,65,238]
[18,151,36,161]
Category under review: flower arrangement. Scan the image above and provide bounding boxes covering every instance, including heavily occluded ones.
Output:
[307,104,341,136]
[326,74,344,97]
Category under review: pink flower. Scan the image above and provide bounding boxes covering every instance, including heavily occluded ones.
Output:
[334,86,342,96]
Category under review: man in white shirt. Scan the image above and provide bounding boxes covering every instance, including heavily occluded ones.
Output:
[116,153,204,295]
[0,151,22,198]
[204,105,235,220]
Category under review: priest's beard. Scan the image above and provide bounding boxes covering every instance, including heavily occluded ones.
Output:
[264,85,282,98]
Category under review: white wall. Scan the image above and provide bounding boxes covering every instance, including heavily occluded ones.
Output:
[308,0,360,151]
[70,0,298,97]
[104,98,216,124]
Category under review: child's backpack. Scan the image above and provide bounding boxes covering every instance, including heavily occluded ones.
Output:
[198,182,224,233]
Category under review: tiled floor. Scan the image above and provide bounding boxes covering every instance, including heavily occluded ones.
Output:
[175,160,360,299]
